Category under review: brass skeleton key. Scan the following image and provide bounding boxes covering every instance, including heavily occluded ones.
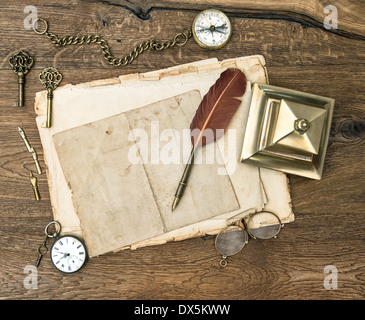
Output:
[39,67,62,128]
[8,50,34,107]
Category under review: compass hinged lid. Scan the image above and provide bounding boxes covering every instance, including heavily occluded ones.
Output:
[240,83,335,179]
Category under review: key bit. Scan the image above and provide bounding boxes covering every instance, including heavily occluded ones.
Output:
[39,67,62,128]
[9,50,34,107]
[29,171,40,201]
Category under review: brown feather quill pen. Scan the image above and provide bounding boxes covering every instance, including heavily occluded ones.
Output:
[172,68,247,211]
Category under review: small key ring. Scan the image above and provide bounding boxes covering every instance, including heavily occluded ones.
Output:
[33,18,48,35]
[220,256,228,268]
[44,221,61,238]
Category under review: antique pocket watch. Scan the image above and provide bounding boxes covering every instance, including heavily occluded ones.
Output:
[36,221,87,273]
[51,235,87,273]
[32,9,232,67]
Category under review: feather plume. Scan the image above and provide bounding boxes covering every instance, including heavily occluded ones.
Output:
[190,68,247,148]
[171,68,247,211]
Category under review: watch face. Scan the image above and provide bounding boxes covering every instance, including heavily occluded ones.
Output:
[192,9,232,50]
[51,236,87,273]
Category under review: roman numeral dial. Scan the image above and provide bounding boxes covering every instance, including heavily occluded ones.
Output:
[51,235,87,273]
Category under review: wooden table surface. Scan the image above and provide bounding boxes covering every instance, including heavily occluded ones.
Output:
[0,0,364,301]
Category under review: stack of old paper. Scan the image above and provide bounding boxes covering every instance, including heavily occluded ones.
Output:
[34,55,293,257]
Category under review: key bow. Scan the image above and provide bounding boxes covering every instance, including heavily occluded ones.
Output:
[39,66,62,90]
[39,66,62,128]
[9,50,34,75]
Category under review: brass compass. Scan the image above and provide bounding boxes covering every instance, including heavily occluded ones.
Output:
[32,9,232,67]
[192,9,232,50]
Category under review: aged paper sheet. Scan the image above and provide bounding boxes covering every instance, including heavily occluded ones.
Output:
[34,55,293,255]
[53,91,240,256]
[124,91,240,231]
[53,113,165,256]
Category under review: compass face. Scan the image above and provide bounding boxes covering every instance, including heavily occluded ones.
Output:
[51,236,87,273]
[192,9,232,50]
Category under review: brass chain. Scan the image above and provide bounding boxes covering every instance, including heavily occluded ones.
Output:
[33,18,192,67]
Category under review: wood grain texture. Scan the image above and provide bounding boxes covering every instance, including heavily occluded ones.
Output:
[0,0,364,300]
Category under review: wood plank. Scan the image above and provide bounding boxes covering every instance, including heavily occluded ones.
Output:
[0,2,364,70]
[0,0,364,301]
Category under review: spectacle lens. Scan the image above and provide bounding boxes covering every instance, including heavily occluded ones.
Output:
[215,225,247,257]
[246,211,282,240]
[215,225,248,267]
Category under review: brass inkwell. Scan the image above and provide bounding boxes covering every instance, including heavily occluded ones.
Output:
[241,83,335,179]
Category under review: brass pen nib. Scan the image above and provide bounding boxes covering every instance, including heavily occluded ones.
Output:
[29,171,40,201]
[171,197,180,212]
[18,127,42,174]
[18,127,31,152]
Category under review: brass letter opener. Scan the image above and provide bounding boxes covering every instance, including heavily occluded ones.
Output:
[39,67,62,128]
[8,50,34,107]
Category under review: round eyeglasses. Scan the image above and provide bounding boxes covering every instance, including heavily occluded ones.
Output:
[215,211,284,267]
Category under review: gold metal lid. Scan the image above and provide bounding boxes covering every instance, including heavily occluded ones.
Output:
[240,83,335,179]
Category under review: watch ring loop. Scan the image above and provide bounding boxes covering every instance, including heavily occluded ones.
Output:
[33,18,48,35]
[45,221,61,238]
[173,32,189,46]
